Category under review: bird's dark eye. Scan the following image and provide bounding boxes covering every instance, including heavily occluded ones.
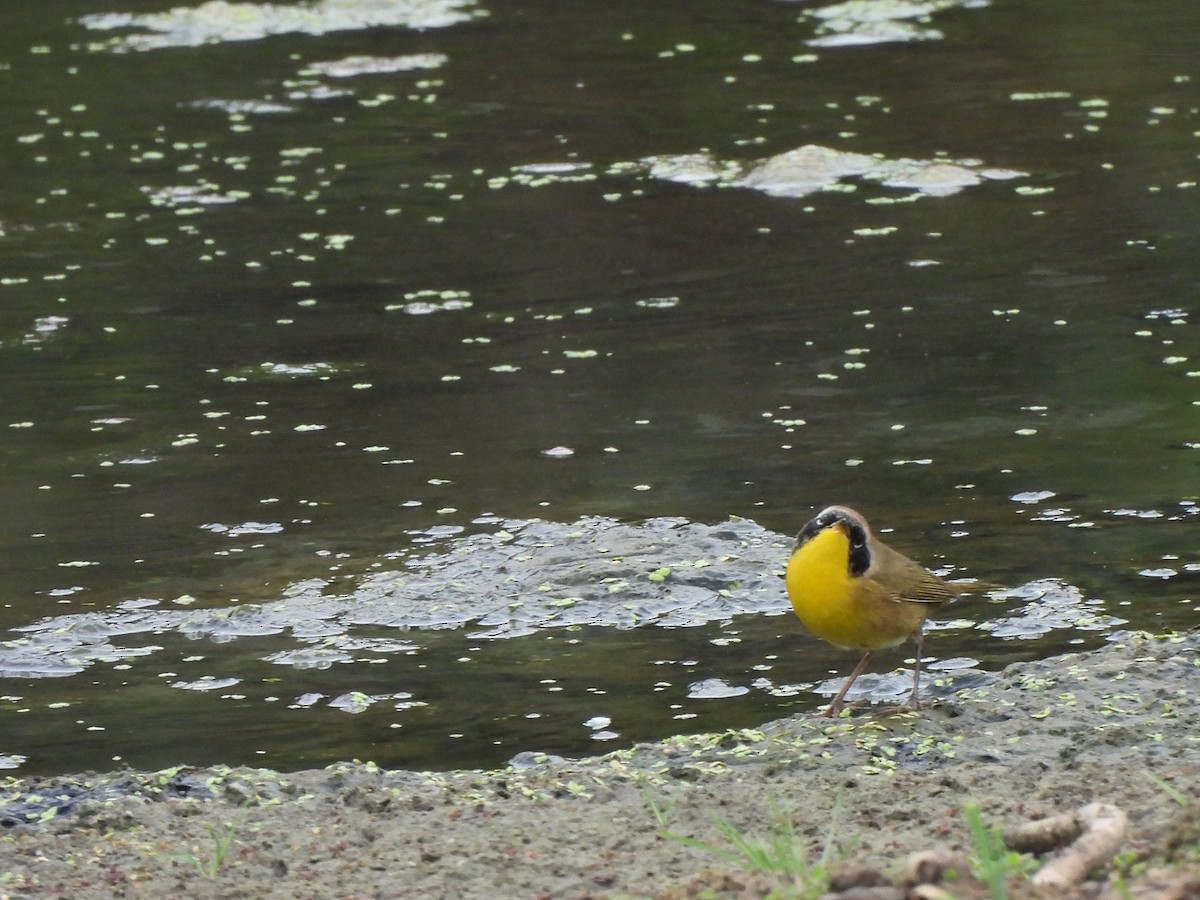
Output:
[796,509,832,546]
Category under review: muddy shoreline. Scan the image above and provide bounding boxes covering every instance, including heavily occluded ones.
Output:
[4,630,1200,898]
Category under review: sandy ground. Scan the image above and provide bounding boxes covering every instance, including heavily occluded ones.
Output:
[4,630,1200,899]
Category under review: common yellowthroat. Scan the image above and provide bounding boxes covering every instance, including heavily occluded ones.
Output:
[785,505,957,716]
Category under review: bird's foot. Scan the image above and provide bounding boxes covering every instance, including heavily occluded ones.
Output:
[818,700,870,718]
[871,698,928,717]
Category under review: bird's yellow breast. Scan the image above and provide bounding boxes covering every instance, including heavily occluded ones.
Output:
[786,526,921,651]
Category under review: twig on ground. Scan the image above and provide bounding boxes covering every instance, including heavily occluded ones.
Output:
[1031,802,1128,889]
[1002,809,1082,854]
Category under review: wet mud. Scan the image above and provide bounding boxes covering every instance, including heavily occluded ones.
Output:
[4,630,1199,898]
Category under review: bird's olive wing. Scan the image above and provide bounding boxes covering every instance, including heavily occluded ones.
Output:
[871,544,958,606]
[898,573,959,605]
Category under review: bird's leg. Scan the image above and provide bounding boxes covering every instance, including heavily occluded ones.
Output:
[870,629,932,718]
[822,650,874,717]
[908,626,926,710]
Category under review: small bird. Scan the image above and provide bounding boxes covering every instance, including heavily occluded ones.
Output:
[785,505,958,716]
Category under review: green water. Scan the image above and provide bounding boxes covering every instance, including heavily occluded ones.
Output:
[0,0,1197,775]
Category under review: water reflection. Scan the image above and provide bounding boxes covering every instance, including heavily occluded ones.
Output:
[0,0,1198,774]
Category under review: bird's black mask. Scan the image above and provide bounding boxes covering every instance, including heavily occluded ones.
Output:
[795,507,872,578]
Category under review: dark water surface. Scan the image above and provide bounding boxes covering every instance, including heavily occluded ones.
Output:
[1,0,1197,775]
